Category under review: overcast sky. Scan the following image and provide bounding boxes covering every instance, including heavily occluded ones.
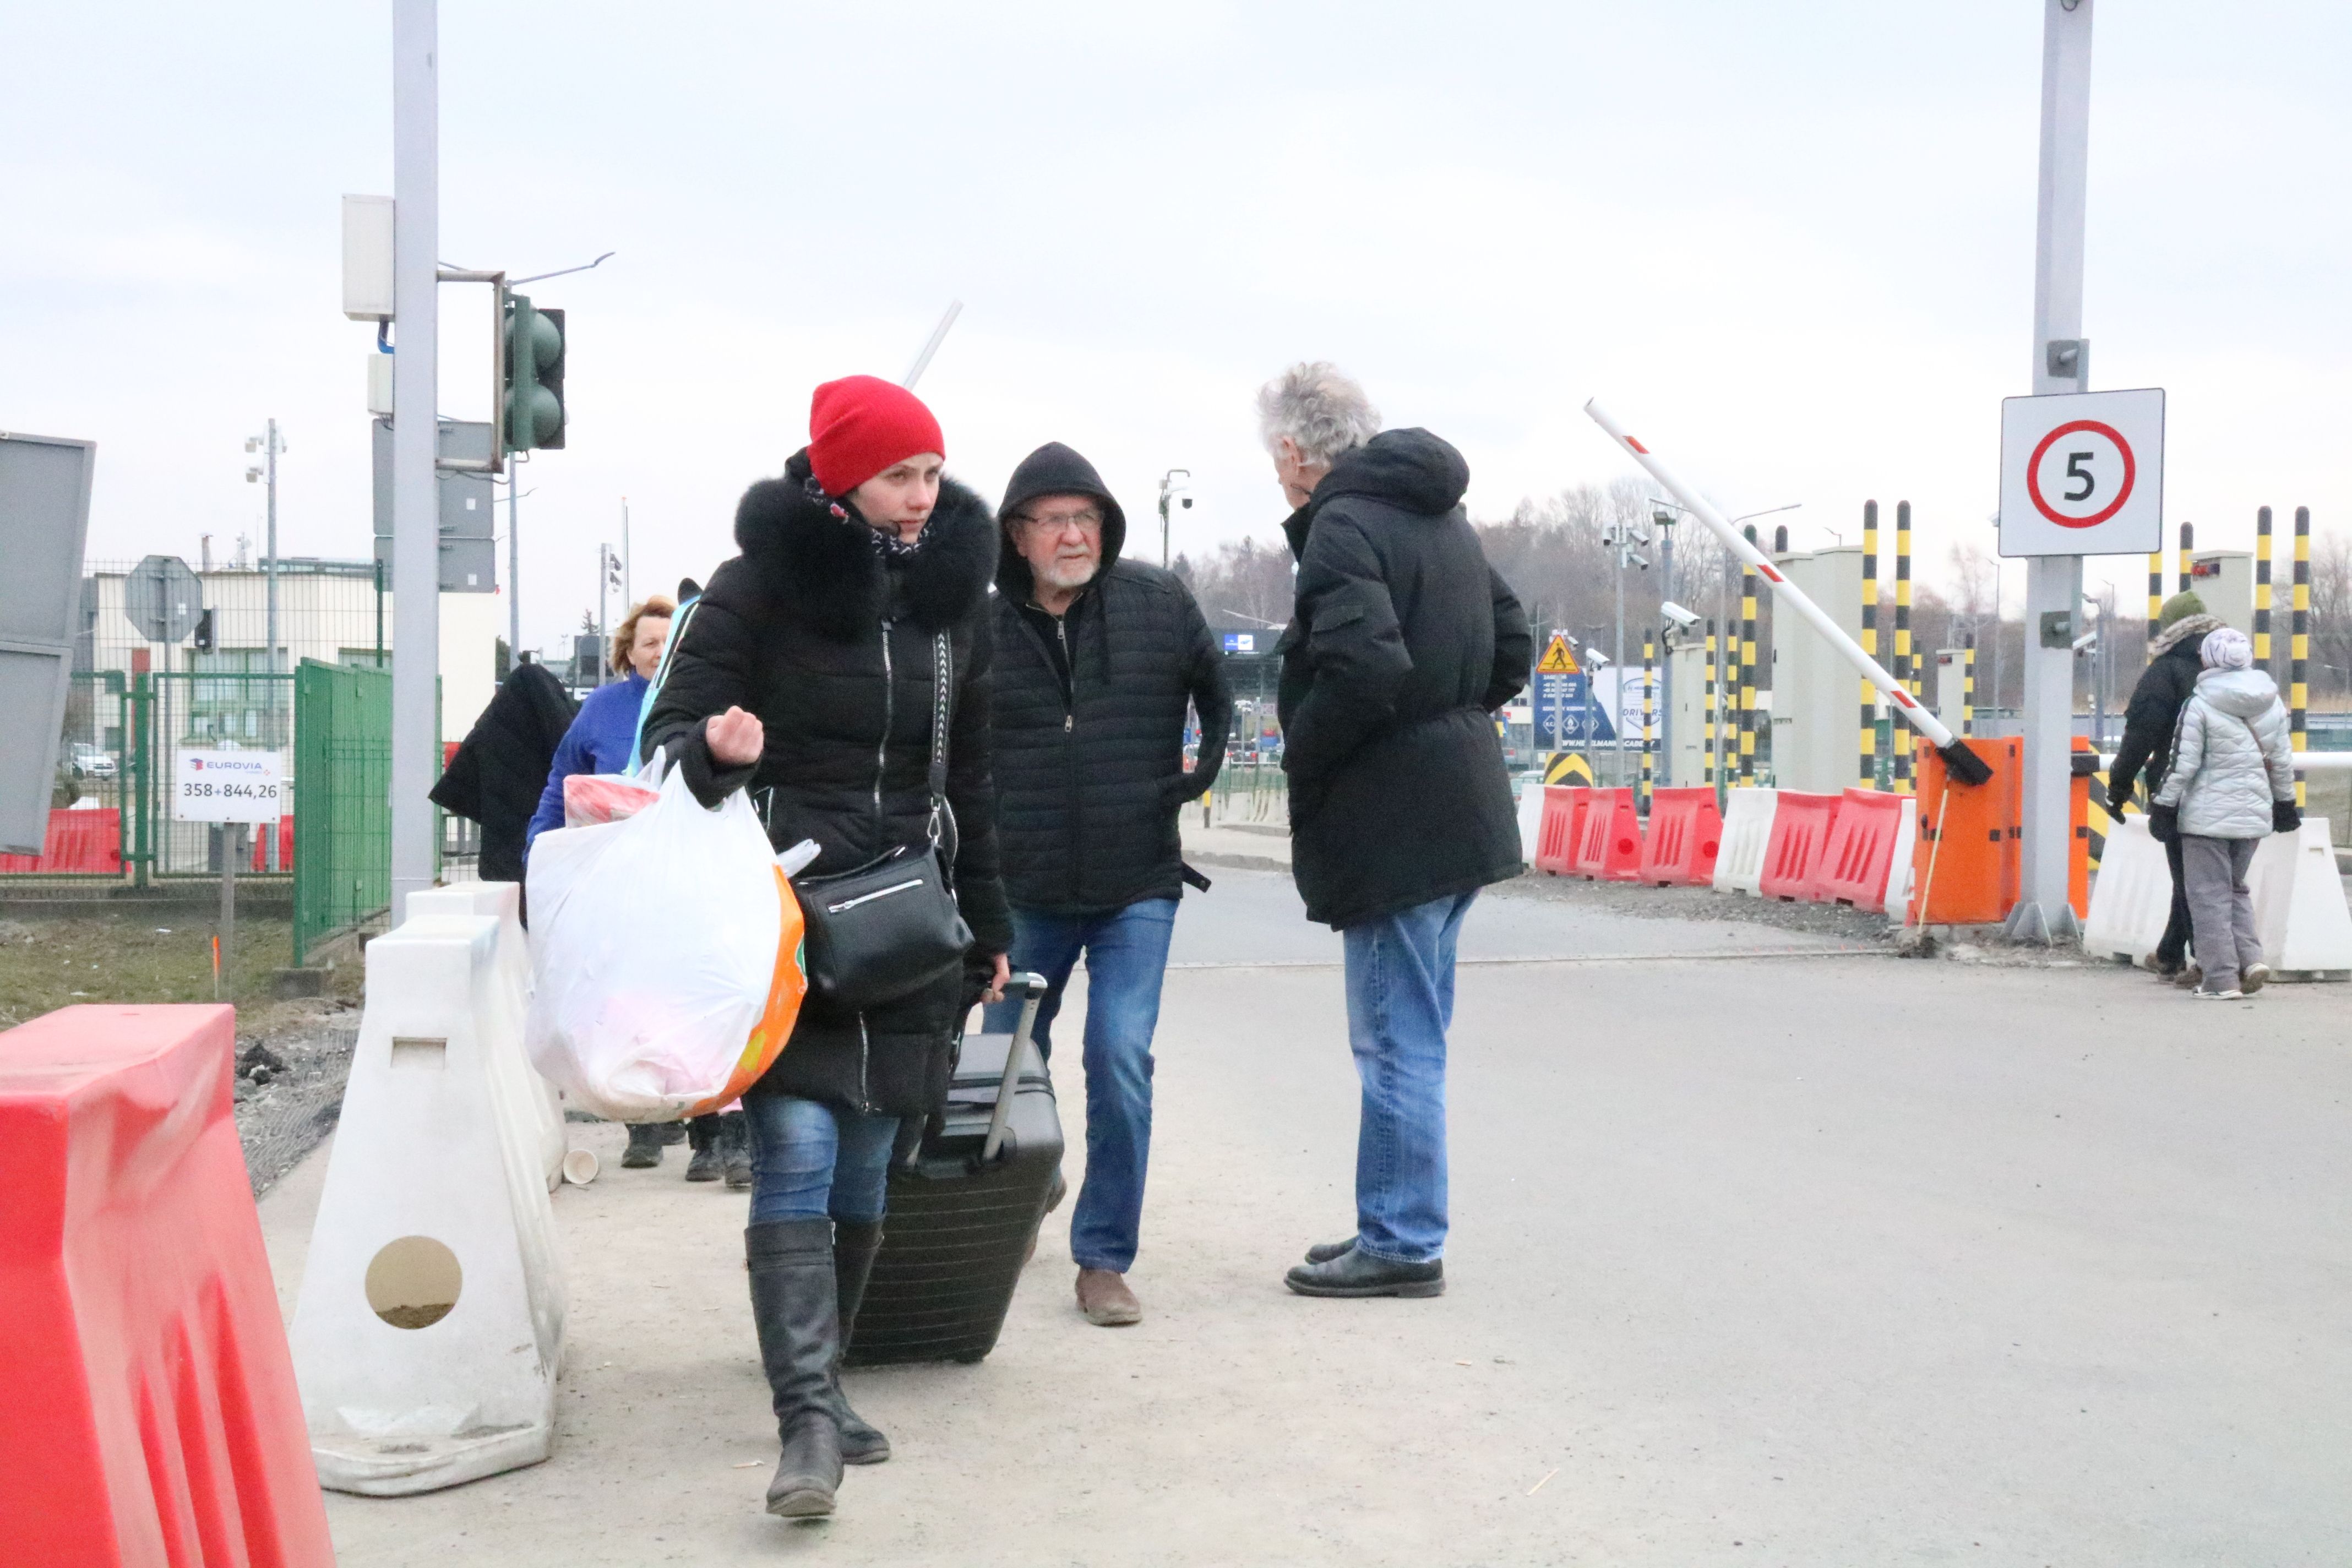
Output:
[5,2,2345,655]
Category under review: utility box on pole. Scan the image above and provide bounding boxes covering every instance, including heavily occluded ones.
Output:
[1934,649,1969,738]
[2190,551,2254,637]
[1768,546,1864,794]
[1667,641,1708,786]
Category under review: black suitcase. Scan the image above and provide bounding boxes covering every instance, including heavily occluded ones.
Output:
[845,974,1061,1366]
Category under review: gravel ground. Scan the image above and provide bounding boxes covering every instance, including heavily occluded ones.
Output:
[231,1002,361,1196]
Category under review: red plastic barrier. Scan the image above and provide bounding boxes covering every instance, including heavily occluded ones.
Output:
[1758,790,1843,902]
[1808,788,1906,912]
[0,1005,335,1567]
[1636,787,1723,886]
[0,808,123,874]
[1533,786,1589,875]
[248,815,295,873]
[1572,787,1645,882]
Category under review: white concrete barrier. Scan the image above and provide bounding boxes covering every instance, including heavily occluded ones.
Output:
[290,913,567,1494]
[2247,817,2352,981]
[1884,799,1919,920]
[407,882,568,1190]
[1713,787,1778,896]
[2084,815,2172,967]
[1515,782,1545,867]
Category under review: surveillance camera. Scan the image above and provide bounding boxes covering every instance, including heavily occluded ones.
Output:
[1181,497,1193,509]
[1660,601,1700,630]
[1629,552,1651,570]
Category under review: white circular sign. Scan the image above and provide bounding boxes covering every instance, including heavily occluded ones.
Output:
[2026,418,2136,529]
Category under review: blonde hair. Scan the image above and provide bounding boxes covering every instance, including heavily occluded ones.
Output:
[611,595,676,674]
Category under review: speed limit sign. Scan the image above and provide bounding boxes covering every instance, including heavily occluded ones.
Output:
[1998,387,2165,557]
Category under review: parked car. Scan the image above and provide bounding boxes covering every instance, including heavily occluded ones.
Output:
[69,743,117,781]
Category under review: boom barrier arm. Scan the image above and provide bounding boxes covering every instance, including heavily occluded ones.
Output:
[1583,399,1994,787]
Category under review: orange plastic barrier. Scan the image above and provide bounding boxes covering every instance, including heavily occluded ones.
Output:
[1758,790,1842,901]
[0,808,123,874]
[1636,787,1722,886]
[1572,787,1645,882]
[1533,786,1589,875]
[2070,737,2094,918]
[1908,736,2021,925]
[1809,788,1907,912]
[0,1005,335,1567]
[248,815,295,873]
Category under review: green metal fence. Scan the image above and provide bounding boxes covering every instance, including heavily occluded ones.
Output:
[292,658,392,964]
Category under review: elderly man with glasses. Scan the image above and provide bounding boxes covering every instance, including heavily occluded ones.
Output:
[986,442,1232,1327]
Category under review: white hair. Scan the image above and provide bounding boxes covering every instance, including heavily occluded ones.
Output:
[1256,362,1381,465]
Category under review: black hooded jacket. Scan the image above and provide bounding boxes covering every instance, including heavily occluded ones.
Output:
[429,661,575,886]
[1276,428,1531,929]
[2109,612,2228,805]
[991,443,1232,914]
[638,450,1011,1118]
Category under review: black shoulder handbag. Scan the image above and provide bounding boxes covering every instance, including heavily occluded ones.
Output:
[792,630,976,1012]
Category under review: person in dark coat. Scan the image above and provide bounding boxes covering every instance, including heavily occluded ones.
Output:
[984,440,1232,1329]
[428,658,574,886]
[1256,363,1530,1300]
[638,375,1011,1519]
[2108,592,2228,980]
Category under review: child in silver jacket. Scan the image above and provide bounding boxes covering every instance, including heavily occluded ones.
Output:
[2150,627,2301,998]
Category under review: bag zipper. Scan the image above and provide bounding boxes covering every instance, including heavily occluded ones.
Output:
[874,619,895,845]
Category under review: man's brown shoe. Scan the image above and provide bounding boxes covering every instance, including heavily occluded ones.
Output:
[1076,1268,1142,1327]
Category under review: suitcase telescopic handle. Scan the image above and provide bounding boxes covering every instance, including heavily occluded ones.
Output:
[980,972,1049,1163]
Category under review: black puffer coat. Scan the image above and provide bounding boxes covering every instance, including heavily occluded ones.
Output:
[1276,428,1531,929]
[639,450,1012,1118]
[2108,612,2228,805]
[991,443,1232,914]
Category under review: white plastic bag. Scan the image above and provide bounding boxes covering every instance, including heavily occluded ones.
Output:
[524,764,805,1123]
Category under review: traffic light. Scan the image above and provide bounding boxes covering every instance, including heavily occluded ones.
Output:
[502,291,567,453]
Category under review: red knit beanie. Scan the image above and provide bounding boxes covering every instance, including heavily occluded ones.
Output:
[807,375,946,497]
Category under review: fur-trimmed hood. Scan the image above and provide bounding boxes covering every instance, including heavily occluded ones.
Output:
[730,448,998,641]
[2150,612,2226,656]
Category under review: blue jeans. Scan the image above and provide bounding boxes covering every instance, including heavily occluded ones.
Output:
[1343,891,1475,1264]
[742,1095,900,1226]
[984,897,1179,1272]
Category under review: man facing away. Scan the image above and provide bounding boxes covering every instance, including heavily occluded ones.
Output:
[1257,363,1531,1299]
[987,442,1233,1327]
[2109,591,2228,983]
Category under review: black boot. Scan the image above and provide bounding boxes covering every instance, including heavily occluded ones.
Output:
[722,1110,754,1191]
[684,1114,724,1183]
[829,1220,891,1464]
[747,1219,843,1517]
[621,1123,664,1168]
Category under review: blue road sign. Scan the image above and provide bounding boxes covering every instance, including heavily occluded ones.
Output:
[1535,671,1614,747]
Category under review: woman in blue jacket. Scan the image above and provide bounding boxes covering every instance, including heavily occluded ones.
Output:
[530,595,747,1184]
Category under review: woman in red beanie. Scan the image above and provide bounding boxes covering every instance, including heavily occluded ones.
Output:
[643,375,1010,1520]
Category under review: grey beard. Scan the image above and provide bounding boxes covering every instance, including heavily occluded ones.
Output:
[1037,559,1098,592]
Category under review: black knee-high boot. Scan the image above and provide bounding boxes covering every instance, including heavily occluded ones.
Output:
[829,1219,890,1464]
[746,1218,843,1517]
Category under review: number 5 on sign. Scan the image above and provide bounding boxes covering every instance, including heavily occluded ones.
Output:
[174,750,283,824]
[1997,387,2165,558]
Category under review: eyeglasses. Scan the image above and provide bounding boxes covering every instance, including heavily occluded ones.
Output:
[1020,508,1102,535]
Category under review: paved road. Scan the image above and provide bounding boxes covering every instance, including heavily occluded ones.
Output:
[267,870,2352,1566]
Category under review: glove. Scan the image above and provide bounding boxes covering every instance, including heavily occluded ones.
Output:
[2273,799,2303,835]
[2148,804,2179,845]
[2106,774,2132,812]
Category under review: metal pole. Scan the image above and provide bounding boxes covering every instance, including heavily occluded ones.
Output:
[264,417,281,870]
[622,498,633,608]
[2012,0,2095,943]
[389,0,440,923]
[1963,635,1977,737]
[597,543,611,687]
[901,300,962,390]
[1860,500,1879,786]
[1640,630,1655,813]
[1739,540,1758,783]
[1704,618,1718,790]
[2255,506,2273,672]
[508,463,522,667]
[1658,520,1674,787]
[2146,546,2165,656]
[220,823,238,982]
[2177,521,2193,603]
[1613,537,1626,788]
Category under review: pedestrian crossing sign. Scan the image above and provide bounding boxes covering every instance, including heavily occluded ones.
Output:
[1537,634,1579,674]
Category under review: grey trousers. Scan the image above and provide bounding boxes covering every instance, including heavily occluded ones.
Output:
[2180,834,2262,990]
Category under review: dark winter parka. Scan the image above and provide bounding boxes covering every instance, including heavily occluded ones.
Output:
[2108,612,2227,806]
[429,660,576,886]
[1276,428,1532,929]
[639,450,1012,1118]
[991,443,1233,915]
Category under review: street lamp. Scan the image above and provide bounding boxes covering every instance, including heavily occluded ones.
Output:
[1158,469,1192,568]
